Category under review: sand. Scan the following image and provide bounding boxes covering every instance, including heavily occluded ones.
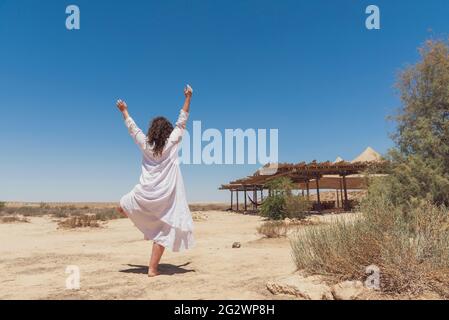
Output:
[0,211,300,300]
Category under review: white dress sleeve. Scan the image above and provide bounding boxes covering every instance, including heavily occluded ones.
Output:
[169,109,189,144]
[125,117,147,150]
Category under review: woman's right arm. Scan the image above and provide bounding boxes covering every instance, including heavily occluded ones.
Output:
[116,99,147,150]
[182,86,192,113]
[170,87,193,144]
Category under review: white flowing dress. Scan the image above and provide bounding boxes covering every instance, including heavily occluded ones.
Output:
[120,109,194,252]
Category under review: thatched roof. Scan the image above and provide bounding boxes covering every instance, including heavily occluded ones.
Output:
[351,147,382,163]
[219,147,386,191]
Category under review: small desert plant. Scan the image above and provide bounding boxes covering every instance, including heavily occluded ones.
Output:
[0,216,30,223]
[39,202,50,209]
[257,221,289,238]
[0,201,5,210]
[58,214,100,229]
[94,208,122,221]
[189,203,229,211]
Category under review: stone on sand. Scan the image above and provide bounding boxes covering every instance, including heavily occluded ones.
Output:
[192,212,208,222]
[331,280,370,300]
[232,242,241,248]
[266,274,333,300]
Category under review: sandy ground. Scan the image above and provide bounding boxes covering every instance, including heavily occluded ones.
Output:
[0,211,304,300]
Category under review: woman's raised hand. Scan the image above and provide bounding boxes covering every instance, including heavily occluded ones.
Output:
[182,85,192,113]
[117,99,130,120]
[116,99,128,112]
[184,85,193,99]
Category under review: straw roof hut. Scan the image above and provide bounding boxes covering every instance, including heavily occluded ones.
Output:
[220,147,386,212]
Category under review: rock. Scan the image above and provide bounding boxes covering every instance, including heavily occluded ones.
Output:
[283,218,291,225]
[192,212,208,222]
[266,275,333,300]
[331,281,370,300]
[232,242,241,248]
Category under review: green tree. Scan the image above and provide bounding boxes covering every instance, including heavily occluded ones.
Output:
[385,40,449,206]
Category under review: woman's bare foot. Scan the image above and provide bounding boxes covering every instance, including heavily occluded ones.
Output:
[147,242,165,277]
[148,268,159,277]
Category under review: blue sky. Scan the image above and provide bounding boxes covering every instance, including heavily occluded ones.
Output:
[1,0,448,202]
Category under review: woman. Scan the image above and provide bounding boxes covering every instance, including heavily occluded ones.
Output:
[116,86,194,277]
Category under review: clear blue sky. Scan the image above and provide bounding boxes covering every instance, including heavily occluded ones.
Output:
[1,0,448,202]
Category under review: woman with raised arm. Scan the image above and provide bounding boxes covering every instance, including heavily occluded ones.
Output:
[116,86,194,277]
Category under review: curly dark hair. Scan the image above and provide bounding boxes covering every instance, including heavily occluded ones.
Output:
[147,117,174,157]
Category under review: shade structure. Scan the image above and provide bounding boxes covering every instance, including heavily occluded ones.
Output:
[220,147,386,212]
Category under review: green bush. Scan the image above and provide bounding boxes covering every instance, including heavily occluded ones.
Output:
[260,194,286,220]
[0,202,5,211]
[261,177,311,220]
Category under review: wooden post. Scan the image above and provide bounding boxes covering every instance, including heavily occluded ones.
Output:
[236,190,239,212]
[316,177,321,211]
[260,187,264,201]
[230,190,234,211]
[339,178,344,209]
[342,175,349,211]
[253,188,257,210]
[336,189,339,208]
[244,187,247,212]
[306,180,310,200]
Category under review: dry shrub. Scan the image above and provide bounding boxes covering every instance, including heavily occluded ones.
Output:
[285,196,311,219]
[257,221,288,238]
[0,216,29,224]
[0,204,123,220]
[93,208,123,221]
[189,203,228,211]
[58,214,100,229]
[291,196,449,297]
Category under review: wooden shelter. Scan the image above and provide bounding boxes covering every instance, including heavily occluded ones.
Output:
[219,147,386,213]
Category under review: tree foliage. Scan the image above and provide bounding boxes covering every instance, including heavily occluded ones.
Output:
[383,40,449,206]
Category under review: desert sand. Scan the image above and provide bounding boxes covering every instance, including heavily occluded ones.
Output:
[0,210,309,300]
